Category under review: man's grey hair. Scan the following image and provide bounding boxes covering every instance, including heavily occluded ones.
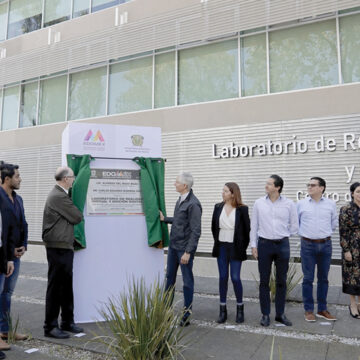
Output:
[178,172,193,189]
[55,166,72,181]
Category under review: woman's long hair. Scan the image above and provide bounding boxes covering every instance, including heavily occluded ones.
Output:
[224,182,245,208]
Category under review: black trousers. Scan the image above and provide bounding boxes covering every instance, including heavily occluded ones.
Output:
[258,237,290,316]
[44,248,74,331]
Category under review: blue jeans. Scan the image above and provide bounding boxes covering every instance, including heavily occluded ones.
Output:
[0,258,20,333]
[217,243,243,304]
[301,238,332,312]
[165,247,194,310]
[258,237,290,316]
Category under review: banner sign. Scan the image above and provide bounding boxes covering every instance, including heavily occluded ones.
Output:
[86,168,144,215]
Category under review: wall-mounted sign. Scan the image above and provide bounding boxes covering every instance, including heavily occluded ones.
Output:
[86,168,143,216]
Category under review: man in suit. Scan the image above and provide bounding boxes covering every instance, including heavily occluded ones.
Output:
[0,193,15,359]
[42,166,83,339]
[250,175,298,327]
[0,163,28,348]
[160,172,202,326]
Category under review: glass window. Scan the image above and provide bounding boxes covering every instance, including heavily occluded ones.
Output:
[0,2,8,42]
[68,66,107,120]
[7,0,42,39]
[155,52,175,108]
[92,0,118,13]
[1,86,19,130]
[109,57,152,114]
[39,75,67,125]
[241,33,267,97]
[19,82,38,128]
[340,14,360,83]
[178,39,238,105]
[44,0,71,27]
[73,0,89,18]
[269,20,338,93]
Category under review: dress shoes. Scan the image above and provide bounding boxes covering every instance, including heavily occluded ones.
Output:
[260,315,270,327]
[0,350,5,359]
[44,327,70,339]
[60,323,84,333]
[0,338,10,351]
[0,332,29,341]
[275,314,292,326]
[179,313,191,327]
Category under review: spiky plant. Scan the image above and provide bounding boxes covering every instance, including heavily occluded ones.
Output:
[94,278,188,360]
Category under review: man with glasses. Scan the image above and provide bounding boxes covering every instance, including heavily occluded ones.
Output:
[251,175,298,327]
[42,167,83,339]
[297,177,337,322]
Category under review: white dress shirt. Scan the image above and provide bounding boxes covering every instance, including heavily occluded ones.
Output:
[250,195,299,248]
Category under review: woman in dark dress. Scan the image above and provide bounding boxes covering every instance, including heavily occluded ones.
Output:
[339,182,360,318]
[211,182,250,324]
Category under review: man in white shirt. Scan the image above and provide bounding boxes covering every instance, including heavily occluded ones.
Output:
[251,175,298,327]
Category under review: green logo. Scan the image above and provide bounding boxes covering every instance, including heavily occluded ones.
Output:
[131,135,144,146]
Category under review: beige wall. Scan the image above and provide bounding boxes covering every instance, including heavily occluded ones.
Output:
[0,83,359,150]
[2,0,195,56]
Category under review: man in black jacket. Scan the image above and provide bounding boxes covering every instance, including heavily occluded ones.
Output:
[0,173,15,358]
[160,172,202,326]
[42,167,83,339]
[0,163,28,346]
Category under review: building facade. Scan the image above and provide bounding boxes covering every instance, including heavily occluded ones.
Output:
[0,0,360,262]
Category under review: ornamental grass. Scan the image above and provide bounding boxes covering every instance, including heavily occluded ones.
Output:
[95,278,188,360]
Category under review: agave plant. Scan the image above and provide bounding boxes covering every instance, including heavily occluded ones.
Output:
[94,277,188,360]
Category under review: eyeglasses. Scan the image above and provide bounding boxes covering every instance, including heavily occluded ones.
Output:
[66,175,76,180]
[306,183,318,188]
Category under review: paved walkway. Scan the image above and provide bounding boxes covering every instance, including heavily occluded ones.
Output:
[6,262,360,359]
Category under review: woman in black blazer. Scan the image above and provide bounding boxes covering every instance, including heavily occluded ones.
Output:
[211,182,250,324]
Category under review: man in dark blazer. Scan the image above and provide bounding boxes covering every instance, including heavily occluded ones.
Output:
[0,173,15,357]
[0,163,28,345]
[160,172,202,327]
[42,166,83,339]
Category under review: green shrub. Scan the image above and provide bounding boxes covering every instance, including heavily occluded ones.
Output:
[95,278,188,360]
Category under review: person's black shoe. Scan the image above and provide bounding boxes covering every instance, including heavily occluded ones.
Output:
[217,305,227,324]
[275,314,292,326]
[236,304,244,324]
[44,327,70,339]
[260,315,270,327]
[60,323,84,334]
[0,350,5,359]
[179,311,191,327]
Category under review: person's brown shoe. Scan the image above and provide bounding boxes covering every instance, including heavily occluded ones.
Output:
[0,332,29,341]
[0,338,10,351]
[304,311,316,322]
[316,310,337,321]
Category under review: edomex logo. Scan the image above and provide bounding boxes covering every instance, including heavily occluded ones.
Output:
[131,134,144,146]
[84,130,105,146]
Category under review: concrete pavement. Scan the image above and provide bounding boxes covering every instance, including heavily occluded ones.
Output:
[6,261,360,359]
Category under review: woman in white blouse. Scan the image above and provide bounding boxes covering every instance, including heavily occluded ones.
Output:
[211,182,250,324]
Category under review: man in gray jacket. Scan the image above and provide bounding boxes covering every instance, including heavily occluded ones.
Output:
[160,172,202,326]
[42,167,83,339]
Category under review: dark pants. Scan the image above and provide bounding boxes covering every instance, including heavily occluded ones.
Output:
[258,237,290,316]
[217,242,243,304]
[44,248,74,331]
[165,247,194,310]
[301,238,332,312]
